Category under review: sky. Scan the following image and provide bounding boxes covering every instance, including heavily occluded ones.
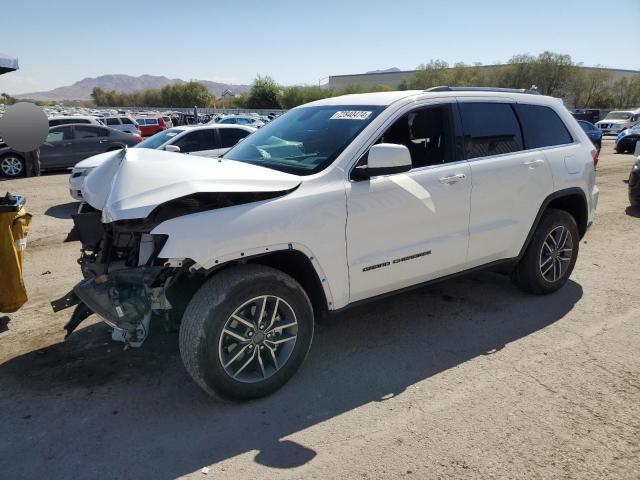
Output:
[0,0,638,95]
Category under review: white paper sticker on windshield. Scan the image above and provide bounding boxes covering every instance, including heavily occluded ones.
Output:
[330,110,372,120]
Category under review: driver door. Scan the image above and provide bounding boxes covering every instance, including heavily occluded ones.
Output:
[345,102,471,302]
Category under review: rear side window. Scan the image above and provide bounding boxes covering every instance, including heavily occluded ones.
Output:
[173,130,216,153]
[106,118,120,126]
[219,128,251,148]
[514,104,573,149]
[75,126,101,138]
[146,118,158,125]
[120,117,134,125]
[459,103,523,159]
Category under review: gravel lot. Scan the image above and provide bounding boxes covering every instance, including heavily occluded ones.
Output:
[0,139,638,480]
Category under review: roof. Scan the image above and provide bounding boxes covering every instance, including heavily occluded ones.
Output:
[304,89,561,108]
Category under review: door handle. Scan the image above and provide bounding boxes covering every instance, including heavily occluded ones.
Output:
[439,173,466,184]
[99,139,108,143]
[524,159,545,168]
[64,142,73,146]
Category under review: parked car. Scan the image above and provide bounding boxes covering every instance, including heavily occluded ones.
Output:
[102,116,142,135]
[55,87,598,400]
[136,116,168,136]
[629,156,640,208]
[615,124,640,154]
[214,115,265,128]
[162,116,174,128]
[595,109,640,136]
[48,116,104,127]
[0,124,141,178]
[578,120,602,151]
[68,125,256,200]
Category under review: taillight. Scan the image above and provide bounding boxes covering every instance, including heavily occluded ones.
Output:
[133,134,142,142]
[591,148,599,167]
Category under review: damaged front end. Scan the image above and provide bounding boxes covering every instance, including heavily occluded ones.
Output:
[52,209,188,347]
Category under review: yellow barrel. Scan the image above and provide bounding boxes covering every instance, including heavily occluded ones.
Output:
[0,195,32,313]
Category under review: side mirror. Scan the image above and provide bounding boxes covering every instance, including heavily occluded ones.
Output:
[352,143,412,180]
[164,144,181,153]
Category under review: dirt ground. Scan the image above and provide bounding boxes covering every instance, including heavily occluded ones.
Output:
[0,140,638,480]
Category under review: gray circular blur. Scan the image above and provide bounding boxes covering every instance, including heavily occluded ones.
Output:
[0,102,49,152]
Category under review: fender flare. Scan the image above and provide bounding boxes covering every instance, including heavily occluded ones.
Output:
[193,242,335,310]
[518,187,588,259]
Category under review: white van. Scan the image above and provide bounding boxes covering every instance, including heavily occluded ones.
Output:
[595,108,640,135]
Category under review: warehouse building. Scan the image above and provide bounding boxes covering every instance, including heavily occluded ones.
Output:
[327,65,640,90]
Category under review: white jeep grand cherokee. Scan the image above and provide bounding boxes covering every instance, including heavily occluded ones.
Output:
[53,87,599,400]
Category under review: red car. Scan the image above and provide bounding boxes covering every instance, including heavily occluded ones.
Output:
[135,116,167,137]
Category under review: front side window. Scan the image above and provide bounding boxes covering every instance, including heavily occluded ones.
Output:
[225,105,384,175]
[372,104,457,168]
[46,126,73,141]
[515,104,573,149]
[173,130,216,153]
[106,118,120,126]
[134,128,181,149]
[459,102,523,159]
[120,117,134,125]
[219,128,251,148]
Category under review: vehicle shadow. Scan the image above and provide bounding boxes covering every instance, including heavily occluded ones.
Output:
[625,206,640,218]
[0,273,583,479]
[45,201,78,219]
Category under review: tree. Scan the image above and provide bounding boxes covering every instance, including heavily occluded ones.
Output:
[245,75,281,109]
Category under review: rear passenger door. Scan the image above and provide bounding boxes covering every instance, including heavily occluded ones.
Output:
[72,126,109,165]
[460,101,555,267]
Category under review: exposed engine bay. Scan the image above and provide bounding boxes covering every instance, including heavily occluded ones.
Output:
[51,206,187,346]
[51,187,297,347]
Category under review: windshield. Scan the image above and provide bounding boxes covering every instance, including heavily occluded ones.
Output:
[604,111,632,120]
[224,105,384,175]
[134,128,181,149]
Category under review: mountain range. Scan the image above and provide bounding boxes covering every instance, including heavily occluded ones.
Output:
[15,74,251,101]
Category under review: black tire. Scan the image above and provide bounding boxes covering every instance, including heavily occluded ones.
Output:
[179,264,314,401]
[511,208,579,295]
[0,153,25,178]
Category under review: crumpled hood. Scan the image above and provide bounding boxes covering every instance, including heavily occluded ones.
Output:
[82,148,302,222]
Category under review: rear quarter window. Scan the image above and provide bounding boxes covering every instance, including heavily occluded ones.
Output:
[515,104,573,149]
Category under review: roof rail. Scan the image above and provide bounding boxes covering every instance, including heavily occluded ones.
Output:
[426,86,541,95]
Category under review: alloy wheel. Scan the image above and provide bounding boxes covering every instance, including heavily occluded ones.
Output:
[539,225,574,282]
[218,295,298,383]
[0,156,23,177]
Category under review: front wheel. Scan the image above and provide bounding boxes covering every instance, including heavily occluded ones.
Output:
[179,264,314,401]
[0,153,25,177]
[511,209,579,295]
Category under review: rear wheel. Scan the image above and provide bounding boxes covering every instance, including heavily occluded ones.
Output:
[0,153,25,177]
[179,264,314,401]
[512,209,579,295]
